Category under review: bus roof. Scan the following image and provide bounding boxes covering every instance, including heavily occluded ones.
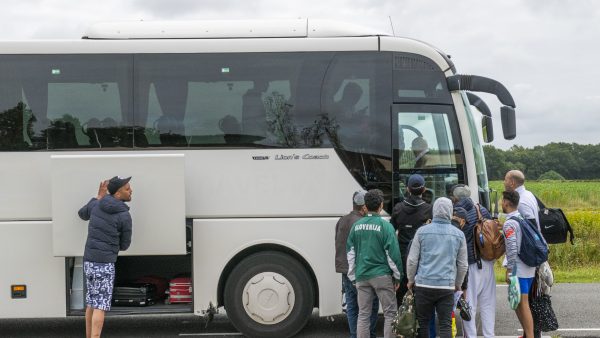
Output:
[83,19,390,39]
[0,19,453,72]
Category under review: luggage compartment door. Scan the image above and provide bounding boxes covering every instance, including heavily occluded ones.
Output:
[51,154,186,256]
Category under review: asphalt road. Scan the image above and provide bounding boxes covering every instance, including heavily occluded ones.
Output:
[1,283,598,338]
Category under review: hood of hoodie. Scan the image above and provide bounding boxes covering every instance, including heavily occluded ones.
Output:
[400,195,427,215]
[455,197,474,212]
[99,195,130,214]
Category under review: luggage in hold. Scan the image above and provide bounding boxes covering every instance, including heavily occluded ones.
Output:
[112,283,157,306]
[135,275,169,300]
[166,277,192,304]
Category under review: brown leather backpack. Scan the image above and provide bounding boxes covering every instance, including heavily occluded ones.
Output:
[474,204,505,261]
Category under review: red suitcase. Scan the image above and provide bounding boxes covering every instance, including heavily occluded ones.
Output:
[166,277,192,304]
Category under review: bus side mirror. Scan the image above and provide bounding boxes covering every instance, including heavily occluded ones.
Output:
[500,106,516,140]
[482,116,494,143]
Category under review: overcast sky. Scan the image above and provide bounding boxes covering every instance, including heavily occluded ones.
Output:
[1,0,598,149]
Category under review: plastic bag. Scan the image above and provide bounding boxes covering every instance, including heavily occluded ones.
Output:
[508,273,521,310]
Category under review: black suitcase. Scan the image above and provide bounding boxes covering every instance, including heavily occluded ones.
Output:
[112,283,157,306]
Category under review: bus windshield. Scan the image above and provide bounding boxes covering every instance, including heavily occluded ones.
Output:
[392,104,465,205]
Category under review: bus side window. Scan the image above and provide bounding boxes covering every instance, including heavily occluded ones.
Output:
[152,80,188,147]
[0,102,32,151]
[331,81,368,120]
[46,117,79,150]
[241,80,268,138]
[218,114,241,144]
[155,115,187,147]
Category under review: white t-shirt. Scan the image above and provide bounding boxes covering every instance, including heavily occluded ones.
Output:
[516,185,541,232]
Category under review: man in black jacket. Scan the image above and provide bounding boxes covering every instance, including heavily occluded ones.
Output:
[390,174,432,304]
[79,176,133,338]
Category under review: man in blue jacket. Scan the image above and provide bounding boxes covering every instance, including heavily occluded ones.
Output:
[79,176,133,338]
[406,197,468,338]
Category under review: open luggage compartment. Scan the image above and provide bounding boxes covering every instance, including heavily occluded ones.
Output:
[68,255,193,315]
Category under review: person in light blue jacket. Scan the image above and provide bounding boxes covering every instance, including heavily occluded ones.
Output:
[406,197,468,338]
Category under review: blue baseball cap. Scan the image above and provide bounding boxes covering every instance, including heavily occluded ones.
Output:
[407,174,425,189]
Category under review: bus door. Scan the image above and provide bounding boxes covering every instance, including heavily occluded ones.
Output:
[391,104,466,205]
[51,154,187,256]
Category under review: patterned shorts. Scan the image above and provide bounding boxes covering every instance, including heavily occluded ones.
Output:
[84,261,115,311]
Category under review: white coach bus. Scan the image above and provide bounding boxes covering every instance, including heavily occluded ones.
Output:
[0,19,517,337]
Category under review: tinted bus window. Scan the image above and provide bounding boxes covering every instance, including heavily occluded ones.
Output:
[0,55,133,150]
[133,53,334,148]
[393,53,452,104]
[321,52,393,195]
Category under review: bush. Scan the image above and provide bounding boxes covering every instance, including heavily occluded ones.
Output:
[538,170,566,181]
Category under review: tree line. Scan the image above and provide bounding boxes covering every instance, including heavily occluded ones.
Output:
[483,142,600,181]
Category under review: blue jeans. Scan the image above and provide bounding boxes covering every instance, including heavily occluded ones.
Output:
[342,274,379,338]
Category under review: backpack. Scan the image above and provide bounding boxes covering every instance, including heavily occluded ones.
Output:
[474,204,505,261]
[535,195,575,245]
[511,216,549,267]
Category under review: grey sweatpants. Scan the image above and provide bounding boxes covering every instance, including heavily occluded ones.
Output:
[356,275,397,338]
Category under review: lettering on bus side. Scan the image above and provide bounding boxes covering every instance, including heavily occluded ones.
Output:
[302,154,329,160]
[275,154,300,160]
[253,153,330,161]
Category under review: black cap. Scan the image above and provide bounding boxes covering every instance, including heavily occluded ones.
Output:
[107,176,131,195]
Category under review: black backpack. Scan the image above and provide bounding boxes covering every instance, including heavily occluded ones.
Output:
[535,196,575,245]
[510,216,548,267]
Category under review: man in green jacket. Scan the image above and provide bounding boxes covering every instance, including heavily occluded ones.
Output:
[347,189,403,338]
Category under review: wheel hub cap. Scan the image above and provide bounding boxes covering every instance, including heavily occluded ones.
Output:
[243,272,295,325]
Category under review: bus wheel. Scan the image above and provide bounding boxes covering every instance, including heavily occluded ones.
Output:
[224,251,314,338]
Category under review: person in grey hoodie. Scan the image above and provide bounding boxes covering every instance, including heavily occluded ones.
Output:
[406,197,468,338]
[78,176,133,338]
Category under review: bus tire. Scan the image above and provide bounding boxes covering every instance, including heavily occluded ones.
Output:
[224,251,314,338]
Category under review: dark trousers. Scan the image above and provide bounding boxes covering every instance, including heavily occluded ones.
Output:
[396,245,409,305]
[414,286,454,338]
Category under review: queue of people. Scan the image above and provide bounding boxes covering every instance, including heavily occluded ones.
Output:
[336,170,550,338]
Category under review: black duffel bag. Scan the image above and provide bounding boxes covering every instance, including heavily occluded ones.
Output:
[535,195,575,245]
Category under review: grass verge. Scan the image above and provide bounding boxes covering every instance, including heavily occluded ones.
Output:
[494,262,600,284]
[488,181,599,283]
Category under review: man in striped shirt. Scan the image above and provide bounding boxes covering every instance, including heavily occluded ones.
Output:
[502,190,536,338]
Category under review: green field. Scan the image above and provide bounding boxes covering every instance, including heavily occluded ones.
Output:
[489,180,600,283]
[489,180,600,211]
